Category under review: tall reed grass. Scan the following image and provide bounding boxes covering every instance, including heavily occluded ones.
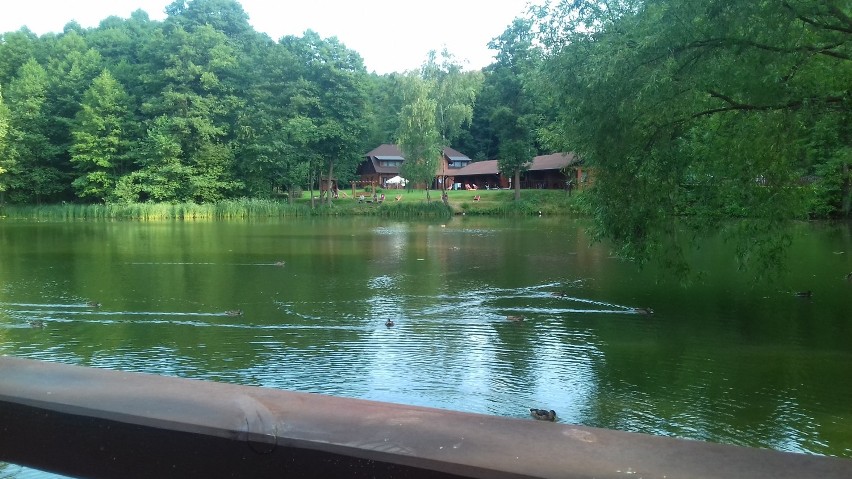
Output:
[0,190,581,221]
[1,199,310,221]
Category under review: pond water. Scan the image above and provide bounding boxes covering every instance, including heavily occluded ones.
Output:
[1,217,851,477]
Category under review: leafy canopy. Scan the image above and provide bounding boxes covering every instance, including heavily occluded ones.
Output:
[532,0,851,275]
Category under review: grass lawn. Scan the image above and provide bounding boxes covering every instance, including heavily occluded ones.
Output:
[0,188,584,221]
[327,188,525,203]
[306,187,583,216]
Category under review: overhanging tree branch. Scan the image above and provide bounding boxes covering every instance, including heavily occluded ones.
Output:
[702,90,846,115]
[782,1,852,35]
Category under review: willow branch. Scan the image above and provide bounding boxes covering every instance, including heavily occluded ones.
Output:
[782,1,852,35]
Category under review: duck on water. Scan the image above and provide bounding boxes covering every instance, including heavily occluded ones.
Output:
[529,408,557,421]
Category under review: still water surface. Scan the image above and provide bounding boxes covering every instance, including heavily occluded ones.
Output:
[1,217,851,476]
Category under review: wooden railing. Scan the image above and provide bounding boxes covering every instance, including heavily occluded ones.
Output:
[1,356,850,479]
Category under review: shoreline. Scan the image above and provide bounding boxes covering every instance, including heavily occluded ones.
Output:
[0,190,584,221]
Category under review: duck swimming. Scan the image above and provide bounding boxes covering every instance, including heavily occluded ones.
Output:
[633,307,654,315]
[28,320,46,328]
[385,319,395,327]
[506,315,525,322]
[225,309,243,316]
[529,408,557,422]
[86,301,101,308]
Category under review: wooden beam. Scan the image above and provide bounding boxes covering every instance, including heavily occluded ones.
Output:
[1,357,849,479]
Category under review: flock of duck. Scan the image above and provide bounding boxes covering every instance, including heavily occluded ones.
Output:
[24,301,245,328]
[27,301,101,328]
[368,316,559,421]
[26,276,852,422]
[504,277,849,421]
[25,300,561,423]
[495,289,691,420]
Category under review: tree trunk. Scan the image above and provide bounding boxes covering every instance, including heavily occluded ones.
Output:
[514,169,521,201]
[326,162,335,206]
[842,161,851,217]
[309,171,316,209]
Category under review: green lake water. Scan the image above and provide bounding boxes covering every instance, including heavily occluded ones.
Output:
[1,217,851,477]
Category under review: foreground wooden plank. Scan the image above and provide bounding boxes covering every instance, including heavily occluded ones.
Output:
[1,356,849,478]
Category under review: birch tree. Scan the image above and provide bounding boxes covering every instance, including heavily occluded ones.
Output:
[398,74,441,202]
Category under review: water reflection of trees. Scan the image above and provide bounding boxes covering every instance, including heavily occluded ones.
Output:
[1,218,851,457]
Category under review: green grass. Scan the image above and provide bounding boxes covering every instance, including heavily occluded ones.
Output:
[303,190,453,218]
[0,189,587,221]
[448,189,587,216]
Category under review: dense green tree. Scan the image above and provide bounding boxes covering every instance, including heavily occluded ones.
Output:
[487,18,542,200]
[32,31,105,200]
[278,116,318,202]
[0,0,487,206]
[43,31,103,129]
[234,30,367,205]
[420,49,483,147]
[6,0,843,237]
[533,0,851,274]
[279,31,370,205]
[140,21,242,202]
[165,0,254,40]
[4,58,65,204]
[69,70,132,201]
[0,28,39,87]
[233,40,303,198]
[0,86,7,142]
[0,85,10,200]
[392,51,484,198]
[114,115,191,202]
[363,72,406,147]
[85,11,163,102]
[398,74,442,201]
[455,86,498,161]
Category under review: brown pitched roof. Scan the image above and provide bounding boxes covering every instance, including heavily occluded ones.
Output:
[442,147,468,160]
[365,144,404,158]
[529,152,579,171]
[454,160,499,176]
[451,153,579,177]
[365,145,472,161]
[363,144,404,174]
[364,144,473,177]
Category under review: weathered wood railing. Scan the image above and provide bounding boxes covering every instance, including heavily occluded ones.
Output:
[1,356,850,478]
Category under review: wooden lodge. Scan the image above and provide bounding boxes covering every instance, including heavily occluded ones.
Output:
[442,153,589,191]
[356,146,588,192]
[357,144,472,190]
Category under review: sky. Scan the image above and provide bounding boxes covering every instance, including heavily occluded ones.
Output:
[0,0,540,74]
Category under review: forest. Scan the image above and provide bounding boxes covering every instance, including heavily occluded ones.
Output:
[0,0,499,206]
[0,0,849,265]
